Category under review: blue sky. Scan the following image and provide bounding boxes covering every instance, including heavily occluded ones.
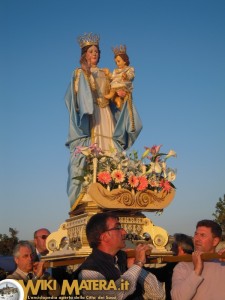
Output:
[1,0,225,240]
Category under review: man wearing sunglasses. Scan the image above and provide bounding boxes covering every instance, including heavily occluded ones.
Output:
[33,228,50,259]
[74,212,164,299]
[33,228,70,287]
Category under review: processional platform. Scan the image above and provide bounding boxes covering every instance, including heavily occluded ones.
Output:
[42,182,176,265]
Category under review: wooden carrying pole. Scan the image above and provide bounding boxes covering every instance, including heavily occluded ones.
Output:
[43,250,225,268]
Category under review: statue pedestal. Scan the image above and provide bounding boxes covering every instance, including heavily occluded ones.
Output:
[44,186,175,262]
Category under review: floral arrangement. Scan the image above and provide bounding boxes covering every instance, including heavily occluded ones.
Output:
[74,144,177,194]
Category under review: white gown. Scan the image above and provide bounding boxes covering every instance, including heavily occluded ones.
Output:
[90,67,116,152]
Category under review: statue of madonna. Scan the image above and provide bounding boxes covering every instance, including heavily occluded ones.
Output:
[65,33,142,210]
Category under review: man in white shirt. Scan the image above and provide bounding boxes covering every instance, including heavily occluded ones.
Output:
[171,219,225,300]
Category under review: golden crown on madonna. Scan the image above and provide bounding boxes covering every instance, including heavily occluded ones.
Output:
[112,45,127,56]
[77,33,100,48]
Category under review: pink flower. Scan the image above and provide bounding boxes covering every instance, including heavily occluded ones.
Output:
[150,144,162,155]
[74,146,83,156]
[97,171,112,185]
[111,170,125,183]
[74,146,91,156]
[128,175,139,188]
[159,179,172,192]
[137,176,148,191]
[89,143,102,156]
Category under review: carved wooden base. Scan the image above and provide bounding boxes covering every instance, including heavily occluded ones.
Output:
[45,210,169,261]
[45,186,174,260]
[87,183,175,211]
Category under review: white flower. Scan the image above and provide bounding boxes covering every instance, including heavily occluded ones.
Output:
[141,148,150,159]
[167,170,176,181]
[147,162,162,174]
[83,174,92,186]
[161,161,167,178]
[165,150,177,159]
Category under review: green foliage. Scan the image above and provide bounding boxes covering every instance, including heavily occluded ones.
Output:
[213,194,225,238]
[0,228,19,255]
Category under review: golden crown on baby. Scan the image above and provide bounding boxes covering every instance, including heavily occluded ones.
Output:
[112,45,127,56]
[77,33,100,48]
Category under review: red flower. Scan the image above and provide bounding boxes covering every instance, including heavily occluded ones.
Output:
[159,179,172,192]
[97,171,112,185]
[137,176,148,191]
[128,175,139,188]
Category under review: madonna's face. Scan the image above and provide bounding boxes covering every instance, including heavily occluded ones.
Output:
[85,45,99,67]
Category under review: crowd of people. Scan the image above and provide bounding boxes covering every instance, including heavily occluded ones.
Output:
[0,214,224,299]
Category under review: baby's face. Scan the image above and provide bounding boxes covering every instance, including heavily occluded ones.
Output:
[115,56,126,69]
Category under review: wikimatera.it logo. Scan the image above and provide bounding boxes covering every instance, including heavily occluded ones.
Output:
[15,279,130,299]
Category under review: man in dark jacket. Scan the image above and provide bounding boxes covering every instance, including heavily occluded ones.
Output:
[74,212,164,299]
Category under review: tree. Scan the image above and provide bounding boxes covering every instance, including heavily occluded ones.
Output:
[213,194,225,239]
[0,228,19,255]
